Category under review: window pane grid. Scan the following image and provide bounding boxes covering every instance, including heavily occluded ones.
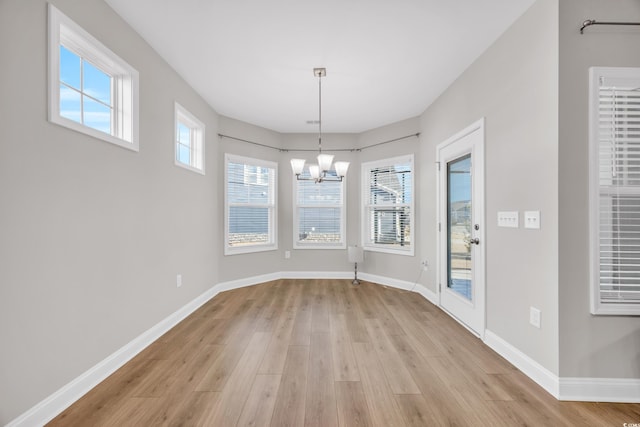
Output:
[59,45,114,136]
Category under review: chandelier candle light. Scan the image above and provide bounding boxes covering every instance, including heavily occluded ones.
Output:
[290,68,349,183]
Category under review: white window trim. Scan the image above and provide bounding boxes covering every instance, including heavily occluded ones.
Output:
[589,66,640,315]
[48,4,139,151]
[224,154,278,255]
[174,102,205,175]
[361,154,415,256]
[293,176,346,250]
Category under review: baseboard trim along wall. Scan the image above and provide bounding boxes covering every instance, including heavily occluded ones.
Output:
[484,330,640,403]
[483,329,560,398]
[559,377,640,403]
[9,273,638,426]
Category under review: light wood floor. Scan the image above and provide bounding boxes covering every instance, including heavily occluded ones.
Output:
[49,279,640,426]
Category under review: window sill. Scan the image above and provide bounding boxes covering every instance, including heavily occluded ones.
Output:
[50,115,139,152]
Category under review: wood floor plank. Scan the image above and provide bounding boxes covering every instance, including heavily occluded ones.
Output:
[395,394,449,427]
[305,332,338,427]
[271,345,310,427]
[311,281,330,333]
[335,381,373,427]
[195,322,256,391]
[204,332,272,426]
[259,308,297,374]
[329,313,360,381]
[353,342,407,427]
[148,345,224,425]
[165,391,221,427]
[364,284,406,336]
[364,318,420,394]
[100,397,163,427]
[236,374,281,427]
[290,286,313,345]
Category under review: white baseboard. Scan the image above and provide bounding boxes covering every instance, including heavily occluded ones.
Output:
[216,272,282,292]
[484,329,560,398]
[281,271,352,279]
[559,377,640,403]
[359,272,439,305]
[483,330,640,403]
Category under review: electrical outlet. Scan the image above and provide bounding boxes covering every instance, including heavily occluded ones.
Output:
[176,274,182,288]
[285,250,291,259]
[524,211,541,229]
[421,260,428,271]
[530,307,541,328]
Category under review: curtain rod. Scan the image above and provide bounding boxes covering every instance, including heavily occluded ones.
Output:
[218,132,420,153]
[580,19,640,34]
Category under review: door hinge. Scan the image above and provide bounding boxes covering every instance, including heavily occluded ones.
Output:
[439,283,442,292]
[438,222,441,232]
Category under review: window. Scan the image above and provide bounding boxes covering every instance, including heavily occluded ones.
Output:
[225,154,277,255]
[294,171,345,249]
[175,103,205,174]
[362,155,414,255]
[590,67,640,315]
[48,4,139,151]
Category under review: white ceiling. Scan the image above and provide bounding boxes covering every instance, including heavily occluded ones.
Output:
[105,0,535,133]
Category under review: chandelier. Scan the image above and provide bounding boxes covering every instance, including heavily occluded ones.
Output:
[290,68,349,182]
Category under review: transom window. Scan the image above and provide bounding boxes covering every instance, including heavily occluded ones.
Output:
[294,170,345,249]
[225,154,277,255]
[362,155,414,255]
[48,4,139,151]
[175,103,205,174]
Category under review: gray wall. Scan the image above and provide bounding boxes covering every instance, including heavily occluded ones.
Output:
[418,0,560,373]
[0,0,221,423]
[558,0,640,378]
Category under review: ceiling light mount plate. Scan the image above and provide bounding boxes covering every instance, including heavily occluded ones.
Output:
[313,67,326,77]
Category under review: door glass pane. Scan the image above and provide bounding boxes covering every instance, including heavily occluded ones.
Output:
[447,154,472,300]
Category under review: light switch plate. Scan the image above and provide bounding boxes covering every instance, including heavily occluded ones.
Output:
[524,211,541,229]
[497,211,519,228]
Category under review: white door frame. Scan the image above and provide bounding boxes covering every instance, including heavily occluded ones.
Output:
[436,118,486,338]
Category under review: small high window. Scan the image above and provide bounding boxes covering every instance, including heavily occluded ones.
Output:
[175,103,205,174]
[48,4,139,151]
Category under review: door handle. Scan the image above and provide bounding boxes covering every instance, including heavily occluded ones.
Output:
[465,238,480,245]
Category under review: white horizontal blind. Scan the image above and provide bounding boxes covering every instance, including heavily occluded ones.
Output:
[363,156,413,253]
[295,170,344,247]
[225,155,276,254]
[591,68,640,314]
